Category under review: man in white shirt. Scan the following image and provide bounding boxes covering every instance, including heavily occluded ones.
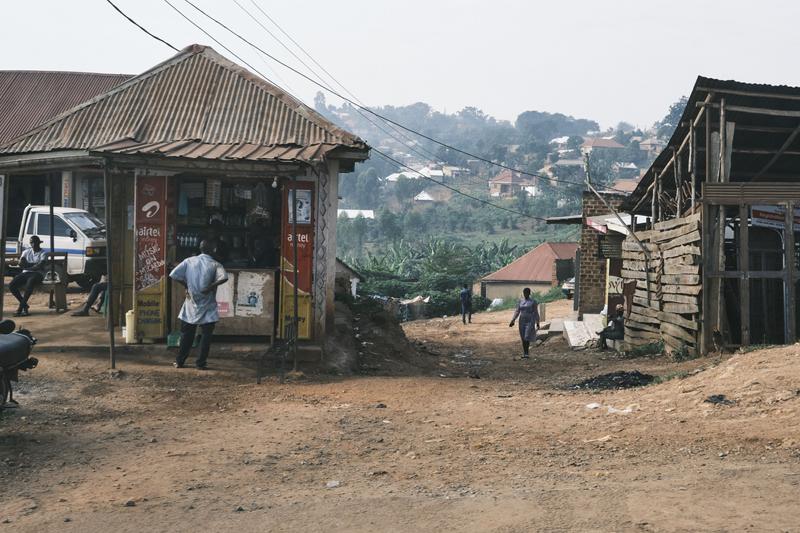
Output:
[169,240,228,369]
[9,236,47,316]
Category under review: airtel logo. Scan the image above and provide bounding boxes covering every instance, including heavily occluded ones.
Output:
[142,200,160,218]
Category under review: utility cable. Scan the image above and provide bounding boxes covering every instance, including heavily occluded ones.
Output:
[180,0,625,194]
[104,0,179,52]
[161,0,294,94]
[372,148,547,221]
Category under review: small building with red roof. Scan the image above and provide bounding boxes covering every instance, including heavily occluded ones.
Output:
[479,241,578,300]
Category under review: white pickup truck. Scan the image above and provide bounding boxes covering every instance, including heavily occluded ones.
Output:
[5,206,107,289]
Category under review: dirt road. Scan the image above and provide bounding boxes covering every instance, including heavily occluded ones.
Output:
[1,303,799,532]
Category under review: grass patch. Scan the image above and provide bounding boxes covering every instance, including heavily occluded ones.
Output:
[487,287,565,312]
[654,370,690,384]
[624,341,664,358]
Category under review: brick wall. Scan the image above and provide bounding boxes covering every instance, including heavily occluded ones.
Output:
[578,191,625,318]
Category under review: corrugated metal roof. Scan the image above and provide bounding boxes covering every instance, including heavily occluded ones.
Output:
[483,242,578,282]
[625,75,800,211]
[0,71,131,145]
[0,45,368,164]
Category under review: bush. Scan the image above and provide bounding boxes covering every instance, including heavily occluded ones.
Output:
[423,291,490,318]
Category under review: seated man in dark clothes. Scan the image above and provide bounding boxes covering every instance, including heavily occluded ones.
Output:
[71,275,108,317]
[599,304,625,350]
[9,236,47,316]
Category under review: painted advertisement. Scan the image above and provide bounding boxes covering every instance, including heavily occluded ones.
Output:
[236,271,268,317]
[134,176,168,339]
[751,205,800,231]
[279,182,314,339]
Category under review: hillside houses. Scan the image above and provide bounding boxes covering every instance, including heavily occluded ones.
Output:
[489,170,538,198]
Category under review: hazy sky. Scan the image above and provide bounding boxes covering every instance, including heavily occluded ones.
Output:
[2,1,800,129]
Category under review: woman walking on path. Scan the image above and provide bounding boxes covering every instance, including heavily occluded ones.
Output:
[509,287,540,359]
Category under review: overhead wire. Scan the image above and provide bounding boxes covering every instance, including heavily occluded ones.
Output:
[104,0,179,52]
[372,148,546,221]
[179,0,626,194]
[108,0,609,217]
[161,0,294,94]
[228,0,466,181]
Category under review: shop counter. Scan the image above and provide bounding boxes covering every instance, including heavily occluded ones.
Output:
[170,268,276,337]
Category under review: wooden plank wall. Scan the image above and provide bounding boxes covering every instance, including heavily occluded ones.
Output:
[621,211,701,355]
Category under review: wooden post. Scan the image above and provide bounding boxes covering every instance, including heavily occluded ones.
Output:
[719,98,727,182]
[0,174,6,321]
[103,165,116,369]
[785,201,796,343]
[739,203,750,347]
[701,201,712,354]
[651,174,657,228]
[705,104,711,184]
[674,148,682,217]
[690,125,697,211]
[656,173,662,222]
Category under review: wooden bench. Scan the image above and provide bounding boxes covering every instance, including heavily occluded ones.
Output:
[39,253,69,313]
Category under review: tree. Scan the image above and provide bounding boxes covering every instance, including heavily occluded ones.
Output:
[566,135,584,151]
[656,96,689,138]
[377,210,402,242]
[395,176,426,204]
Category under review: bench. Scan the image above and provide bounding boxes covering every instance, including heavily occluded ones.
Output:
[38,253,69,313]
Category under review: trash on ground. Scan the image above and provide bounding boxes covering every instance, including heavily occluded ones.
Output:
[570,371,655,390]
[704,394,735,406]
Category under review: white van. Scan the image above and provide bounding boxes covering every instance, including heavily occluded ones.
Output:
[5,206,107,289]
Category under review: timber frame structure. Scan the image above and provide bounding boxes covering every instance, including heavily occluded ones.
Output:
[624,76,800,355]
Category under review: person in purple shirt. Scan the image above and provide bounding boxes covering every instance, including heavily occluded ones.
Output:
[509,287,540,359]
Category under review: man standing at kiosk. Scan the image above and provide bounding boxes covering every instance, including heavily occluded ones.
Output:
[169,240,228,370]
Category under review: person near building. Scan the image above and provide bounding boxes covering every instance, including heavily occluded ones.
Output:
[599,304,625,350]
[169,240,229,370]
[70,275,108,316]
[9,236,47,317]
[509,287,540,359]
[459,284,473,324]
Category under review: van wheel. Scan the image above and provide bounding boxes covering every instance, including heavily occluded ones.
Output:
[75,275,99,291]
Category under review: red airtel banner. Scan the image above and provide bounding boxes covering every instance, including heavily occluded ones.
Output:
[134,175,168,339]
[135,176,167,291]
[280,181,315,339]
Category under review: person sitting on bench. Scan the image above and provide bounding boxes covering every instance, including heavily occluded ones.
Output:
[71,275,108,317]
[599,304,625,350]
[9,236,47,317]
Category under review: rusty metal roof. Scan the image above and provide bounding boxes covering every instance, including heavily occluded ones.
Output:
[0,45,368,164]
[0,70,131,145]
[482,242,578,283]
[624,75,800,211]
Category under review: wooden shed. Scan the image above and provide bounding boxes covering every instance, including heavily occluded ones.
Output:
[622,76,800,355]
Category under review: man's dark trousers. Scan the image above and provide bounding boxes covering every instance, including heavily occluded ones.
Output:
[177,320,216,368]
[461,303,472,324]
[9,272,43,309]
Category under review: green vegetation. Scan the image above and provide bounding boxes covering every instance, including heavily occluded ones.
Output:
[326,94,686,314]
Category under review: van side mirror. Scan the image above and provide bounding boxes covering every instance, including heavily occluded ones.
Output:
[69,229,77,242]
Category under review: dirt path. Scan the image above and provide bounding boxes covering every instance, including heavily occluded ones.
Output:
[1,304,799,531]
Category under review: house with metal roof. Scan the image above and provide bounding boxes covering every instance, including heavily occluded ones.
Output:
[0,44,370,349]
[479,242,577,301]
[0,70,131,227]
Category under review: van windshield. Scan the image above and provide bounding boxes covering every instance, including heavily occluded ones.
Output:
[64,213,105,236]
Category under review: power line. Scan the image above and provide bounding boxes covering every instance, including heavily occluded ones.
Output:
[104,0,179,52]
[372,148,547,221]
[112,0,622,202]
[179,0,625,194]
[229,0,482,192]
[238,0,451,169]
[161,0,293,94]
